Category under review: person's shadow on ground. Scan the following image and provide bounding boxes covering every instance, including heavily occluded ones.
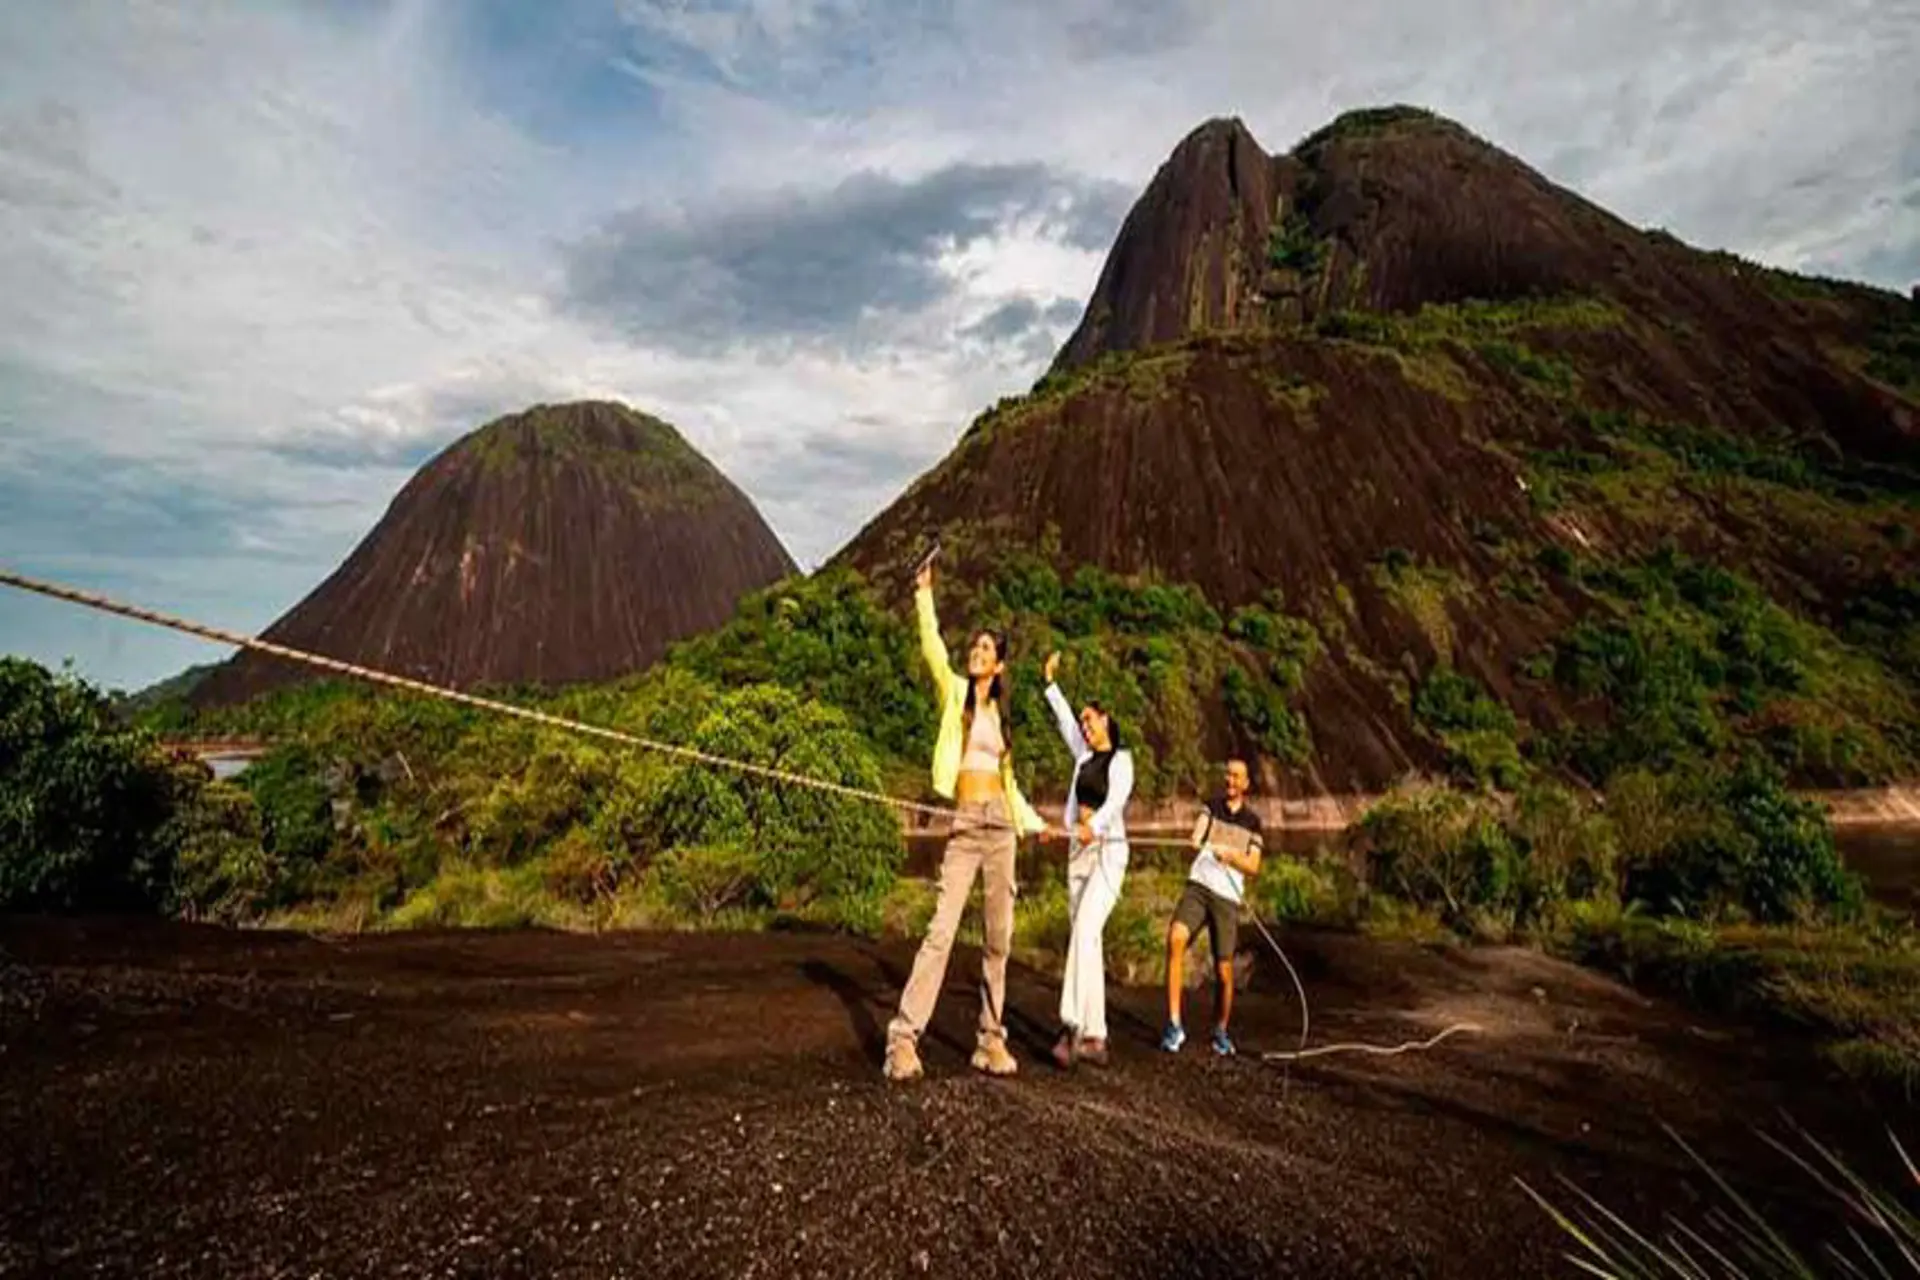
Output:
[801,949,1164,1069]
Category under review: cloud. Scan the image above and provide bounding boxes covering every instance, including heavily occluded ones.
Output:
[615,0,1919,286]
[1,0,1915,692]
[558,162,1130,352]
[961,296,1083,344]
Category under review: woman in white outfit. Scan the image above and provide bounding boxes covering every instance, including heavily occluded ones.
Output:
[1041,650,1135,1069]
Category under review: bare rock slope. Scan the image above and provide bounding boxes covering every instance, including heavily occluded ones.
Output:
[194,401,796,703]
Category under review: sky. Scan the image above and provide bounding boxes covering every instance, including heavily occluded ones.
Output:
[1,0,1916,693]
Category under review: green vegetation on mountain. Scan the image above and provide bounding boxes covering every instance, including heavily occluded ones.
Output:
[1292,103,1450,155]
[464,401,728,506]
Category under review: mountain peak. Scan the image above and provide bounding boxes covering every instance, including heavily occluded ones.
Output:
[1289,104,1458,155]
[1170,114,1261,152]
[1049,115,1286,371]
[1047,101,1734,372]
[448,400,720,503]
[191,398,795,704]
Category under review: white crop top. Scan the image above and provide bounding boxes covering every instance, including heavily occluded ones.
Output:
[959,702,1005,773]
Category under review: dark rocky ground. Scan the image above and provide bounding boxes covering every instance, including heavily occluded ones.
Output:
[0,916,1902,1278]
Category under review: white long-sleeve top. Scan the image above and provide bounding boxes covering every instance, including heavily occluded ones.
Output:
[1044,682,1133,861]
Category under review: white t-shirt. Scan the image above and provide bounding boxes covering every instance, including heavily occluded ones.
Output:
[1187,798,1264,904]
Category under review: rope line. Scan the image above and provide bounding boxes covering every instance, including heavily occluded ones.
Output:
[1261,1022,1483,1062]
[1248,912,1311,1056]
[2,564,1480,1064]
[0,565,1220,846]
[0,565,1014,829]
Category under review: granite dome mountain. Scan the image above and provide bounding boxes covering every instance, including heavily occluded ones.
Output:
[832,107,1920,795]
[192,401,796,706]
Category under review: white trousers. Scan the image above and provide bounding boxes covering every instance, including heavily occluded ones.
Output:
[1059,843,1128,1040]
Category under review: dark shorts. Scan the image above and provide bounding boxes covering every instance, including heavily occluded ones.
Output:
[1171,882,1239,960]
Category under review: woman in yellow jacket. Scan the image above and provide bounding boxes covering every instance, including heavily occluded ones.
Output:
[883,559,1047,1082]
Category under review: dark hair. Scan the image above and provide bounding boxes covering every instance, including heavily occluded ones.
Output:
[1084,700,1123,749]
[962,628,1013,754]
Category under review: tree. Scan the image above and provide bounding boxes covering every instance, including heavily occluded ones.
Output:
[642,685,904,926]
[0,658,184,911]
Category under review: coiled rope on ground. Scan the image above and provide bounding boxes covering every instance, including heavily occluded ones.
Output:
[0,564,1480,1065]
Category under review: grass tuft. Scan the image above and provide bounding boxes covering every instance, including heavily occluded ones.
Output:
[1520,1119,1920,1278]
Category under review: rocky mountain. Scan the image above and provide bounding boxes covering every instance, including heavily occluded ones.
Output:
[192,401,796,705]
[833,107,1920,796]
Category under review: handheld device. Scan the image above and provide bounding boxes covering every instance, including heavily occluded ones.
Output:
[911,538,941,582]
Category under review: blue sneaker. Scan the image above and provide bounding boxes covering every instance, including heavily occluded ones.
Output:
[1211,1027,1236,1057]
[1160,1021,1186,1053]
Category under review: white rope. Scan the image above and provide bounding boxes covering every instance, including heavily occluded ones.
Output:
[0,566,967,821]
[1077,837,1478,1065]
[1261,1022,1483,1062]
[0,565,1221,849]
[1248,912,1311,1055]
[4,563,1483,1066]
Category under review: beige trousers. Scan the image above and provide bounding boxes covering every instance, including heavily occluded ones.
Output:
[887,797,1017,1049]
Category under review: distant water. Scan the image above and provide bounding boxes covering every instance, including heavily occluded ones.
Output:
[903,822,1920,915]
[202,754,256,781]
[1835,824,1920,914]
[901,824,1336,880]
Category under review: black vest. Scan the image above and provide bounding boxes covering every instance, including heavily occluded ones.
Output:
[1074,749,1115,810]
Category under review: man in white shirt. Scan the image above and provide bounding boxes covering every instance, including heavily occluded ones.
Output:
[1162,758,1264,1056]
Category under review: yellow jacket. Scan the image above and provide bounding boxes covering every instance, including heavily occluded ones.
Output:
[915,585,1045,836]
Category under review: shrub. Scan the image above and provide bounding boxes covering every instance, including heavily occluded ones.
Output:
[1103,869,1192,985]
[977,557,1221,637]
[1413,664,1526,789]
[1222,663,1314,764]
[1217,599,1322,767]
[1509,780,1617,915]
[1536,544,1574,576]
[0,658,189,912]
[1267,211,1326,275]
[1361,776,1619,933]
[1475,338,1577,394]
[1143,647,1211,797]
[540,826,626,906]
[670,568,929,764]
[1227,595,1323,689]
[240,745,336,875]
[1445,729,1528,791]
[463,737,618,864]
[1557,910,1920,1087]
[1248,854,1346,925]
[1613,758,1864,924]
[1601,768,1675,869]
[642,685,903,923]
[1103,889,1173,984]
[1359,779,1515,925]
[649,846,760,920]
[1545,553,1849,781]
[880,877,938,939]
[166,778,277,923]
[386,865,546,930]
[1414,665,1515,737]
[1012,878,1074,960]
